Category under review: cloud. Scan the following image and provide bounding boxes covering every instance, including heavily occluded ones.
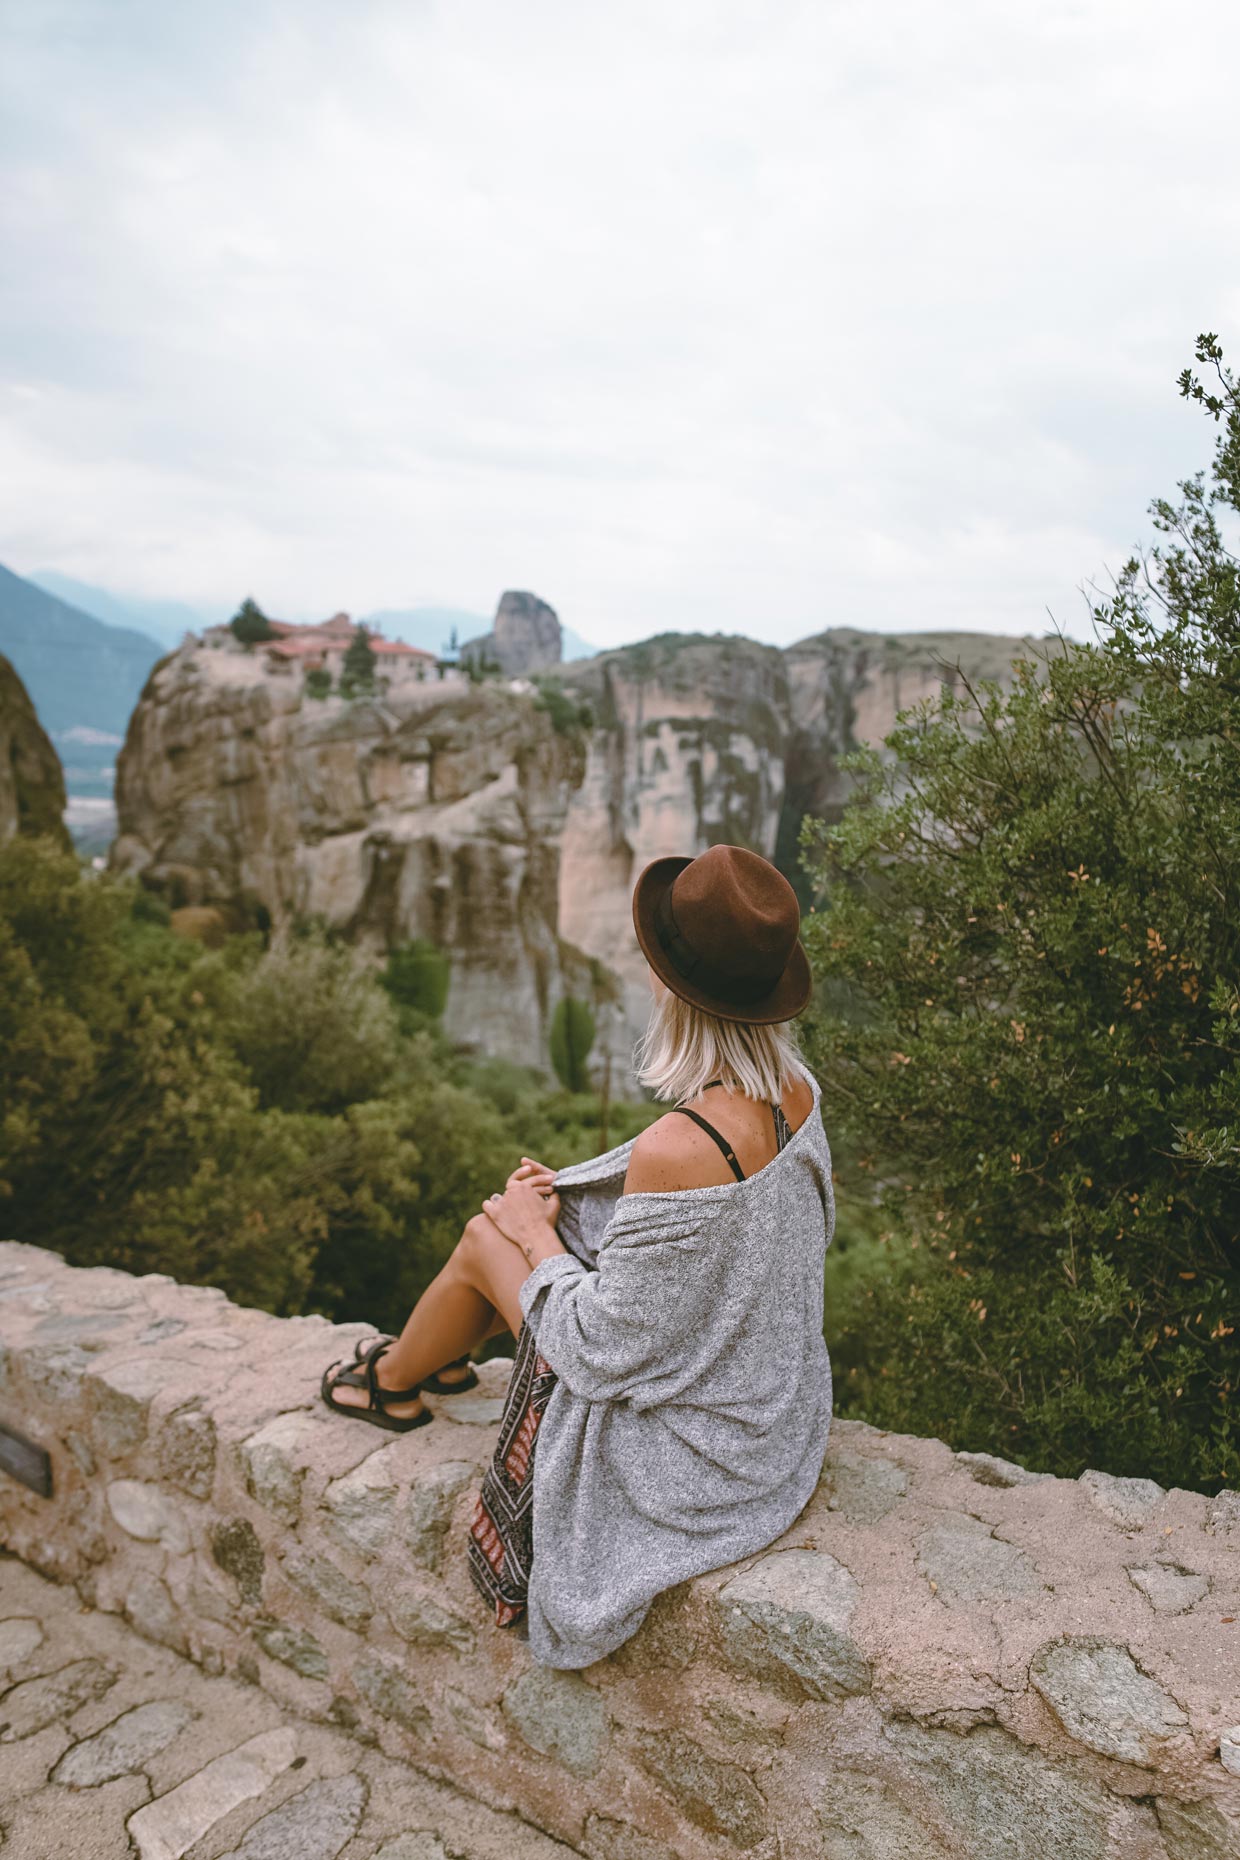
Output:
[1,0,1237,647]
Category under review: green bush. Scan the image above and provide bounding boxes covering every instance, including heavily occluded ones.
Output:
[382,938,450,1022]
[0,838,655,1346]
[532,675,594,735]
[549,996,596,1093]
[800,334,1240,1494]
[304,667,332,700]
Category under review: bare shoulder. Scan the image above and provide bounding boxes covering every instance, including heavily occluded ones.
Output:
[622,1111,732,1196]
[788,1070,816,1129]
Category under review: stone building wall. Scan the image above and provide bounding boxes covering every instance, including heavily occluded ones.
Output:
[1,1240,1238,1860]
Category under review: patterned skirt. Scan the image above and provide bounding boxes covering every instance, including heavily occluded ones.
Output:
[467,1315,559,1627]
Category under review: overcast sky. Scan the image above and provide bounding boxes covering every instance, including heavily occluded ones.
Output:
[2,0,1238,650]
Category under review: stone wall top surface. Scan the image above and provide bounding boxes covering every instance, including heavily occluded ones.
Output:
[1,1240,1238,1860]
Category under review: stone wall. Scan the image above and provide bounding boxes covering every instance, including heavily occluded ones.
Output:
[1,1240,1238,1860]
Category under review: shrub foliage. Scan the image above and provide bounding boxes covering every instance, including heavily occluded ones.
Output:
[801,334,1239,1493]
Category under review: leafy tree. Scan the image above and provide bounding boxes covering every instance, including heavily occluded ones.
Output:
[305,667,332,700]
[229,597,275,645]
[339,625,377,696]
[0,836,658,1345]
[799,334,1240,1494]
[549,996,596,1094]
[382,937,451,1023]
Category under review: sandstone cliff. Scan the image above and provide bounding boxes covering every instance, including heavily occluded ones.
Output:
[556,627,1044,1045]
[113,623,1044,1080]
[111,639,589,1067]
[0,652,68,846]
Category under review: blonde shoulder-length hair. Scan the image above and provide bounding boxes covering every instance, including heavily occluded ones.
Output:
[632,987,813,1105]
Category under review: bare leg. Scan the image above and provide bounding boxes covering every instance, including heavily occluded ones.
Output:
[323,1211,530,1420]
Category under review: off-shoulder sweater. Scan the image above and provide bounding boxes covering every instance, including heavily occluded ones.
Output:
[517,1067,835,1669]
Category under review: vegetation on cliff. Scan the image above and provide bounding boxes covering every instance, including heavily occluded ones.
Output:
[0,838,658,1337]
[804,335,1240,1494]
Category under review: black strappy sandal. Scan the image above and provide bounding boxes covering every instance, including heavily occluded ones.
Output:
[421,1352,480,1394]
[347,1335,479,1395]
[320,1337,433,1432]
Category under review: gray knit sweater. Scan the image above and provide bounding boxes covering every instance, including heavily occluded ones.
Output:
[517,1068,835,1670]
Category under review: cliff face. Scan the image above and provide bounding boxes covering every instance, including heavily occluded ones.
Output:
[111,641,587,1066]
[558,634,791,1043]
[0,652,68,847]
[556,627,1043,1038]
[113,624,1042,1079]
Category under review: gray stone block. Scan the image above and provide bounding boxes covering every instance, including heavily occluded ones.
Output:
[106,1478,190,1552]
[283,1551,371,1631]
[822,1448,910,1523]
[878,1720,1140,1860]
[816,1769,953,1859]
[161,1404,217,1499]
[0,1657,116,1740]
[1078,1468,1164,1528]
[916,1512,1043,1604]
[1207,1490,1240,1538]
[322,1439,410,1558]
[91,1358,175,1458]
[716,1548,871,1702]
[633,1726,767,1849]
[51,1699,195,1787]
[386,1587,476,1655]
[25,1343,89,1403]
[0,1616,44,1670]
[501,1667,611,1779]
[404,1460,476,1570]
[1126,1562,1210,1613]
[253,1619,330,1680]
[354,1655,432,1734]
[242,1412,315,1525]
[125,1573,185,1651]
[1030,1636,1189,1764]
[1155,1793,1240,1860]
[442,1684,507,1752]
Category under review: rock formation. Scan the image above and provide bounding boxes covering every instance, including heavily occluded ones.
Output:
[555,627,1045,1049]
[460,591,562,676]
[0,651,68,846]
[112,620,1047,1081]
[111,637,589,1067]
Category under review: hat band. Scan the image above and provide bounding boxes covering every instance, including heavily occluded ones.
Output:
[653,883,775,1007]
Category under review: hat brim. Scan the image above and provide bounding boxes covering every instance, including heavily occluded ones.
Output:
[632,855,813,1026]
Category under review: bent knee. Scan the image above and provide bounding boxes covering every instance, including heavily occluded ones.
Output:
[457,1211,504,1274]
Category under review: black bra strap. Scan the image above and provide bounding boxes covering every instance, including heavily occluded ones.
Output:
[670,1105,746,1181]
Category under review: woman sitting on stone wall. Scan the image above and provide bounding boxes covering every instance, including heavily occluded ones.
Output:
[319,843,836,1670]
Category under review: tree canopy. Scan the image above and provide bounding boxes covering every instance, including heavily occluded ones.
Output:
[800,334,1239,1493]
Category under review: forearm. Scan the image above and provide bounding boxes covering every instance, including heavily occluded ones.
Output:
[511,1223,570,1272]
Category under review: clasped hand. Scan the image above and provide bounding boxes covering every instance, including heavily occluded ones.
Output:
[481,1157,565,1267]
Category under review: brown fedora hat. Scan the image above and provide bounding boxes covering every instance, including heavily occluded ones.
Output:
[632,844,812,1026]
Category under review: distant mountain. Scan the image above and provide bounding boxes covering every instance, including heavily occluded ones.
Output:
[0,558,164,814]
[29,570,219,650]
[362,604,597,664]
